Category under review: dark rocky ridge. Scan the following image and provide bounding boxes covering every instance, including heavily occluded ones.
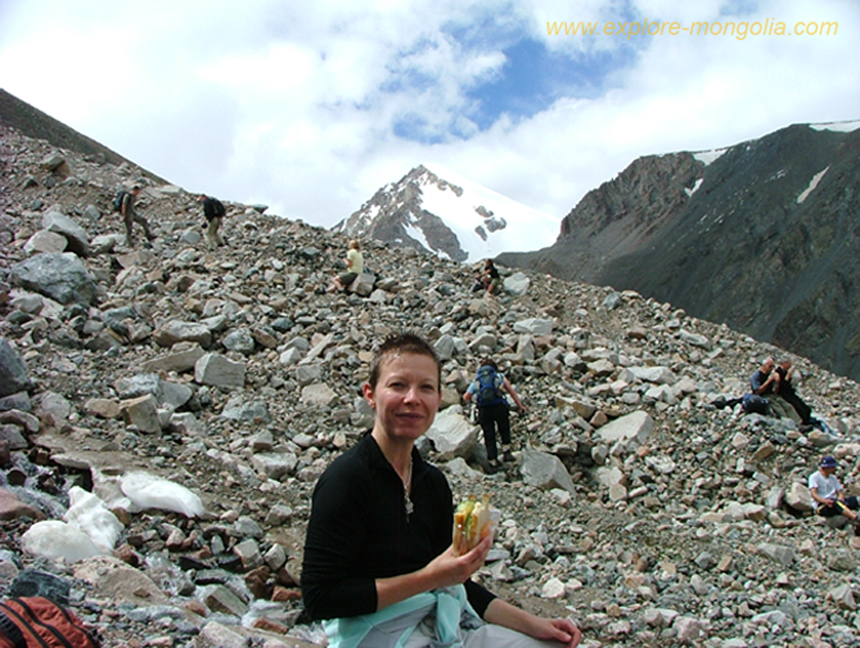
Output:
[503,152,704,286]
[499,123,860,383]
[0,88,164,184]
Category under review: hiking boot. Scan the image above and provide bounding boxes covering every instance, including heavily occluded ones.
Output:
[501,446,515,462]
[799,423,814,433]
[853,520,860,537]
[487,458,501,474]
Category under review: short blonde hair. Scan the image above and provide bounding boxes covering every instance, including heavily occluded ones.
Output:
[349,239,360,250]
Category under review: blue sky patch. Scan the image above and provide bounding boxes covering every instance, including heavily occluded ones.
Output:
[385,8,643,143]
[463,38,635,130]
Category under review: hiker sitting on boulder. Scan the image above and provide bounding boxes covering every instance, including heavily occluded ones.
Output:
[775,359,818,432]
[301,333,582,648]
[471,259,502,294]
[327,239,363,293]
[463,358,527,471]
[809,455,860,536]
[749,356,797,421]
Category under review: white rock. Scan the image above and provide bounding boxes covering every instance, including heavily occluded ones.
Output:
[541,577,566,599]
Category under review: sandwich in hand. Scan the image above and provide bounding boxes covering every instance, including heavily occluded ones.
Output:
[453,494,492,556]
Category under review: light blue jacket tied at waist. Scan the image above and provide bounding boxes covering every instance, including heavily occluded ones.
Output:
[324,585,481,648]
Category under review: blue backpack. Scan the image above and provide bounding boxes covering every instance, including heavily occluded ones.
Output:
[476,365,504,407]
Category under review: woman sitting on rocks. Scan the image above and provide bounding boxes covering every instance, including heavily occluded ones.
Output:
[301,332,581,648]
[328,239,364,293]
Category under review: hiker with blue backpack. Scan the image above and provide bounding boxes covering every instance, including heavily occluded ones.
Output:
[463,358,527,471]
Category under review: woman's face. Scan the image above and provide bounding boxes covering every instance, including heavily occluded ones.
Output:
[364,352,441,443]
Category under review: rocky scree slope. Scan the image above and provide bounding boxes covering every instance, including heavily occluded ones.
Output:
[2,124,860,647]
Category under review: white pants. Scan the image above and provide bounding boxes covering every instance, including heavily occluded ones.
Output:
[402,618,563,648]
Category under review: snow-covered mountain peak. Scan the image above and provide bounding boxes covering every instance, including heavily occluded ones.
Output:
[333,164,560,263]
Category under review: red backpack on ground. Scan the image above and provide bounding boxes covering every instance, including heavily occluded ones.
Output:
[0,597,100,648]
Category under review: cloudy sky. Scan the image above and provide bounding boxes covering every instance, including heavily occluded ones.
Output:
[1,0,857,248]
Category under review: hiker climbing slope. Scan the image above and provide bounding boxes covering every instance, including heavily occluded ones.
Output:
[463,358,527,471]
[116,185,155,247]
[199,193,227,249]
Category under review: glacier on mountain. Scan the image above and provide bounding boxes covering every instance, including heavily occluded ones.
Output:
[334,164,560,262]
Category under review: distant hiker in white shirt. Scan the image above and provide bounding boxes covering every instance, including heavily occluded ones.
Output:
[808,455,860,535]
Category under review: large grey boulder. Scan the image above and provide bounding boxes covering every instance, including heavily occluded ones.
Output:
[42,211,90,257]
[757,543,796,567]
[140,342,205,374]
[294,363,323,386]
[300,383,337,407]
[347,272,375,297]
[221,328,255,355]
[433,335,456,362]
[513,318,554,336]
[194,354,246,389]
[10,253,97,305]
[596,410,654,452]
[24,230,67,255]
[629,366,677,385]
[220,397,271,423]
[520,447,576,494]
[120,394,161,434]
[153,321,212,348]
[0,338,30,398]
[425,406,478,460]
[503,272,530,295]
[785,482,813,512]
[251,452,298,481]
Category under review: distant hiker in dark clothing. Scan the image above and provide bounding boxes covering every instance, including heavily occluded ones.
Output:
[775,359,817,431]
[463,358,527,471]
[750,356,797,421]
[199,194,226,249]
[471,259,502,294]
[121,186,155,247]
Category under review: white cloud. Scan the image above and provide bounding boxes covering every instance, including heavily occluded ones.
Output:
[0,0,858,241]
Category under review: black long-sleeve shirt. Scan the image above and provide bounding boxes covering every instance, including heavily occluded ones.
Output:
[301,433,496,621]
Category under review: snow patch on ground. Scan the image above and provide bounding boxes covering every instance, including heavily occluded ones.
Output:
[693,148,728,166]
[685,178,704,197]
[810,120,860,133]
[797,166,830,204]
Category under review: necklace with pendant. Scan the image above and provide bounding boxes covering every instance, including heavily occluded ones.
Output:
[403,457,414,520]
